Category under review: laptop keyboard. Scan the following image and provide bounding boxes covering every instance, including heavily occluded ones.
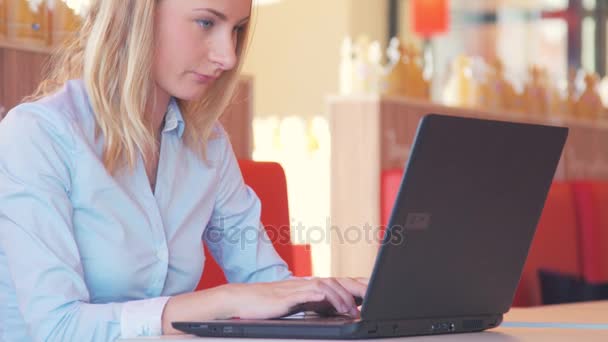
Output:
[277,313,357,322]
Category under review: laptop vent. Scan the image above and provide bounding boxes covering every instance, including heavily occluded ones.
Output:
[462,320,484,330]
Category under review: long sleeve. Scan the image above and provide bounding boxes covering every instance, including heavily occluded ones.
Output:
[204,126,292,284]
[0,109,167,341]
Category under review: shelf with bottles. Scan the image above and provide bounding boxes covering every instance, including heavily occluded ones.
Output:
[51,0,81,47]
[0,0,82,53]
[339,35,608,126]
[339,36,432,101]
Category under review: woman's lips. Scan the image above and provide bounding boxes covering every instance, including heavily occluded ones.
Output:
[192,72,217,84]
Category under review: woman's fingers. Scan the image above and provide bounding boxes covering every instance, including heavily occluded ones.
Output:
[336,277,368,300]
[310,278,351,314]
[278,277,370,317]
[322,278,358,313]
[284,290,325,311]
[294,290,325,304]
[354,277,370,286]
[306,278,367,316]
[334,277,367,315]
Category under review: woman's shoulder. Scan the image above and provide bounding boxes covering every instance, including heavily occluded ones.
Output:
[210,121,228,140]
[0,83,90,188]
[21,79,91,120]
[206,121,231,153]
[2,79,95,143]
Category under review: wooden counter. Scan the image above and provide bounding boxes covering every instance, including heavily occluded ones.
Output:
[328,95,608,277]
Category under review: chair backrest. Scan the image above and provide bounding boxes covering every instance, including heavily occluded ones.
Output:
[196,160,311,290]
[572,181,608,284]
[383,171,588,306]
[512,182,582,306]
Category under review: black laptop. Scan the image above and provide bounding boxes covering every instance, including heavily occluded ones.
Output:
[173,114,568,339]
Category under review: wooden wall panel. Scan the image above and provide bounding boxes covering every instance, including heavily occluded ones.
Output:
[1,47,47,109]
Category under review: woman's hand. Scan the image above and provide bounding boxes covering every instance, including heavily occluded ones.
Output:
[161,277,369,335]
[222,277,369,319]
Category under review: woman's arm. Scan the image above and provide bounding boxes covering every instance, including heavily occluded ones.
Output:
[158,124,368,333]
[0,108,165,341]
[204,124,292,283]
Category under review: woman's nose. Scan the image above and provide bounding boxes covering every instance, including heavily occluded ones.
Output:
[209,34,238,71]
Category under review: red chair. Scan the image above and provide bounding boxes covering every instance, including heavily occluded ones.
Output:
[512,182,582,306]
[572,181,608,285]
[380,169,404,241]
[196,160,312,290]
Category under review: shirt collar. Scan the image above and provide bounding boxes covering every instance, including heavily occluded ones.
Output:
[163,97,185,138]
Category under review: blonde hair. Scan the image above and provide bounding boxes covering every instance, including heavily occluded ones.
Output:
[29,0,251,174]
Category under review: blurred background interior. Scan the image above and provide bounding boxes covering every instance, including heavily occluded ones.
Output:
[1,0,608,307]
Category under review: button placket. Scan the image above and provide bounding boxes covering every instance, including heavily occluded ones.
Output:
[156,247,168,262]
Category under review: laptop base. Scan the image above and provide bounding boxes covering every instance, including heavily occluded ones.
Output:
[173,314,503,339]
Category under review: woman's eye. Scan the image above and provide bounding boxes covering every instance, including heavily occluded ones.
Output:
[234,25,245,33]
[197,19,214,29]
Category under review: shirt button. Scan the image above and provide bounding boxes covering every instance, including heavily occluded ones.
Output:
[156,248,168,262]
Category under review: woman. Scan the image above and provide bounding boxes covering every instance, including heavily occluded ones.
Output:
[0,0,367,341]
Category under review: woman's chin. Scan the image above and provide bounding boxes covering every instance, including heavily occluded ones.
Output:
[174,87,208,101]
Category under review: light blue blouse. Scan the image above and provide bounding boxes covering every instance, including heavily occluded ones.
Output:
[0,80,292,341]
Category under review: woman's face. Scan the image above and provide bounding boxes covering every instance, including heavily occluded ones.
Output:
[153,0,251,101]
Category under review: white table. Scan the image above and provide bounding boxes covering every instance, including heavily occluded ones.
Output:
[120,301,608,342]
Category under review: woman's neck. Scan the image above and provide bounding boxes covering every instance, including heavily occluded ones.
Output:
[148,86,171,137]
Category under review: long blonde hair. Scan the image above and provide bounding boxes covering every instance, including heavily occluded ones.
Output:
[29,0,251,174]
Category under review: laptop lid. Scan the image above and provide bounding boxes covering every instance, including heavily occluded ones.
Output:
[172,114,568,339]
[360,114,568,321]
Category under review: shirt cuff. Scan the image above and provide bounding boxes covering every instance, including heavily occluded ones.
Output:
[120,296,171,338]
